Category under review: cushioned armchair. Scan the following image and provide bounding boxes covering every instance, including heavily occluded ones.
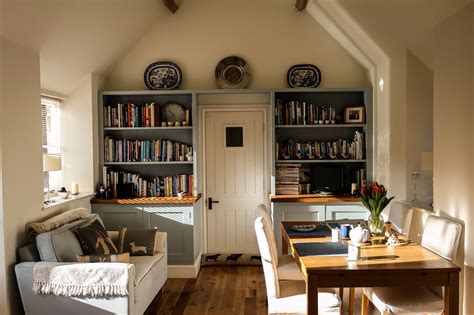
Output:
[15,213,167,315]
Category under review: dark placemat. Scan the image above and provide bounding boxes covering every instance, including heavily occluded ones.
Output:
[285,224,332,237]
[294,242,348,256]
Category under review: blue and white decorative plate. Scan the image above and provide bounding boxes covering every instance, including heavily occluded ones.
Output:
[144,61,182,90]
[287,64,322,88]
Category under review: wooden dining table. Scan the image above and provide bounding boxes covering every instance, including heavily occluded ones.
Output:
[281,221,461,315]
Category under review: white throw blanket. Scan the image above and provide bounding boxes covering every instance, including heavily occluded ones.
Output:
[33,262,132,297]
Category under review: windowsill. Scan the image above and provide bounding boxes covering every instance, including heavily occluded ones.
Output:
[42,192,95,210]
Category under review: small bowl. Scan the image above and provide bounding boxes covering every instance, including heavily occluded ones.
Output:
[58,191,70,199]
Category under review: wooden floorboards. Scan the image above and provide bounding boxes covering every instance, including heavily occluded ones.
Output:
[145,265,378,315]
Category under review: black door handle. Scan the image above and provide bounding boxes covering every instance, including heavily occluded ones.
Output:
[208,197,219,210]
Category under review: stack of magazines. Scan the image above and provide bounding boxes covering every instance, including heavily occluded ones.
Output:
[275,163,311,195]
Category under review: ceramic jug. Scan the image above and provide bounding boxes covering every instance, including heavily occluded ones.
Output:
[349,224,370,244]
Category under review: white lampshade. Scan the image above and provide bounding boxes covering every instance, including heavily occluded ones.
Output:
[421,151,433,171]
[43,154,62,172]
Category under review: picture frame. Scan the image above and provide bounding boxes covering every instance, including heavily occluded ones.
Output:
[344,107,365,123]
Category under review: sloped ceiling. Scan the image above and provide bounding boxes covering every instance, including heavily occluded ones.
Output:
[1,0,166,94]
[1,0,472,94]
[336,0,472,69]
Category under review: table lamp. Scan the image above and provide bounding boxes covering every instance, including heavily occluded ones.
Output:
[43,154,62,204]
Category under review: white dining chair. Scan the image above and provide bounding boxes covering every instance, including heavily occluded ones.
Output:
[255,216,341,314]
[387,201,413,236]
[257,204,304,281]
[362,215,462,314]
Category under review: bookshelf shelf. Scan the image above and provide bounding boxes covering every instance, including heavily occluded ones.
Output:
[273,89,372,196]
[104,161,193,165]
[275,159,366,163]
[275,124,366,128]
[104,126,193,131]
[99,91,196,198]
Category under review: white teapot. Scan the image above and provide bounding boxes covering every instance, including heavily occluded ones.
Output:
[349,224,370,245]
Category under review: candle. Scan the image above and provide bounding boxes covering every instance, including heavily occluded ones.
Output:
[71,182,79,195]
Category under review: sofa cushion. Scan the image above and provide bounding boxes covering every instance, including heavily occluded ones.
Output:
[118,227,157,256]
[76,253,130,263]
[73,219,119,255]
[18,243,41,262]
[35,215,101,262]
[27,207,89,243]
[129,254,165,284]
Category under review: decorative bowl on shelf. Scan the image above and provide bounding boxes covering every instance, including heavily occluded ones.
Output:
[58,191,70,199]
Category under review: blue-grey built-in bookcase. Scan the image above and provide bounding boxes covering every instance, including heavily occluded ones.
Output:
[92,88,373,264]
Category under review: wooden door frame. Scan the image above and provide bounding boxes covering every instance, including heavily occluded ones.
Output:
[200,105,270,254]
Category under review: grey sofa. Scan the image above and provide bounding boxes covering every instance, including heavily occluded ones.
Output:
[15,214,167,315]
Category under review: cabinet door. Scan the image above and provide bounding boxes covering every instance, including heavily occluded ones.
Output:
[326,205,368,221]
[273,203,326,254]
[92,204,144,230]
[144,205,194,265]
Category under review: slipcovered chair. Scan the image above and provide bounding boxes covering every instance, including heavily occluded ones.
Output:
[257,204,304,281]
[387,201,414,236]
[255,216,341,314]
[362,215,462,314]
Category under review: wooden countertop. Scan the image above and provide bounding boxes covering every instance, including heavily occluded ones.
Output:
[269,194,360,203]
[92,193,202,205]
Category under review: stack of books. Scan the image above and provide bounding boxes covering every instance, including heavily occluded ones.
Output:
[104,102,162,128]
[275,163,311,195]
[103,167,194,198]
[104,137,192,162]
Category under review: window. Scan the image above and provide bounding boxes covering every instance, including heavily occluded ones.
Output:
[41,97,62,192]
[225,126,243,147]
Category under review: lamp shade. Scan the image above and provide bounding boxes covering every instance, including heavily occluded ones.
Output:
[43,154,62,172]
[421,151,433,171]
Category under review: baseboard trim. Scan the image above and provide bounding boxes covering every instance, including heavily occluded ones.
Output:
[167,254,202,278]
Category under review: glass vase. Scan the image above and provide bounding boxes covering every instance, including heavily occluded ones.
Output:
[368,213,384,236]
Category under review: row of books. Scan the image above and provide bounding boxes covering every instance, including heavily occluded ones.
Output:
[276,131,365,160]
[275,163,311,195]
[103,102,191,127]
[275,99,339,125]
[104,137,192,162]
[103,167,194,198]
[104,102,159,128]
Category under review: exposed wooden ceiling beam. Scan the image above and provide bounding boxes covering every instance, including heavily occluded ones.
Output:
[162,0,180,14]
[295,0,309,11]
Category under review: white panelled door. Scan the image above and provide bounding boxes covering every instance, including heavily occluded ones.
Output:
[205,109,266,254]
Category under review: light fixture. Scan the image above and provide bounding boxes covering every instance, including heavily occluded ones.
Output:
[412,151,433,202]
[421,151,433,171]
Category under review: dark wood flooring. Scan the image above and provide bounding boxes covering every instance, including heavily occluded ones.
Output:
[145,265,377,315]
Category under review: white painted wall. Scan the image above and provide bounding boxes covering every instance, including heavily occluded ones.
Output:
[0,38,44,315]
[104,2,369,90]
[0,39,96,313]
[0,35,7,315]
[62,73,103,192]
[433,3,473,312]
[406,51,433,201]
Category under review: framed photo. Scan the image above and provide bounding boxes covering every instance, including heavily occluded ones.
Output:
[344,107,365,123]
